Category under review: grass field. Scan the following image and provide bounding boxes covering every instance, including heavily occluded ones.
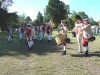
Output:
[0,31,100,75]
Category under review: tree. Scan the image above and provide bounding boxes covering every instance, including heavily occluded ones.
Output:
[0,0,20,31]
[65,5,70,18]
[25,16,32,24]
[45,0,67,28]
[0,8,8,30]
[32,19,39,25]
[89,17,95,25]
[0,0,13,9]
[7,12,19,28]
[36,11,43,24]
[43,9,51,23]
[77,11,89,19]
[0,8,19,30]
[18,14,26,26]
[71,11,77,23]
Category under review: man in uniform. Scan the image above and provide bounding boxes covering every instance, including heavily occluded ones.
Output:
[25,24,33,51]
[82,19,93,56]
[59,20,68,55]
[74,15,83,53]
[7,26,13,43]
[46,23,53,42]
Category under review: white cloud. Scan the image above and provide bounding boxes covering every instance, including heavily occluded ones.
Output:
[60,0,70,4]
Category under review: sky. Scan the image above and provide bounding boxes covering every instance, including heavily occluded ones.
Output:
[8,0,100,21]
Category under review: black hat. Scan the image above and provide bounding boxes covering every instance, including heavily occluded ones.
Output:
[75,15,82,20]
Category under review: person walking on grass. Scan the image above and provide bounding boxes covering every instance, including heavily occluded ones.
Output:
[74,15,83,53]
[59,20,68,55]
[38,24,44,42]
[7,26,13,43]
[46,23,53,43]
[18,26,24,41]
[24,24,34,51]
[82,18,94,57]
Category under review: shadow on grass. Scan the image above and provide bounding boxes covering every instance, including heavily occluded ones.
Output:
[0,36,62,58]
[28,39,63,55]
[71,52,100,57]
[70,42,77,44]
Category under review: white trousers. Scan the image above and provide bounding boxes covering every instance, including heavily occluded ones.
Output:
[27,40,34,48]
[19,33,23,40]
[39,32,43,40]
[7,34,12,41]
[47,34,52,40]
[83,46,88,51]
[33,35,37,40]
[63,45,66,51]
[76,34,82,52]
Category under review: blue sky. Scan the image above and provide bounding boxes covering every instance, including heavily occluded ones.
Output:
[8,0,100,21]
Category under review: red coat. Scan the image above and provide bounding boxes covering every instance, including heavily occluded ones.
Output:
[25,28,31,36]
[46,25,52,34]
[38,26,45,32]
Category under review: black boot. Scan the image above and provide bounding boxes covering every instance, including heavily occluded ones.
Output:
[85,50,88,57]
[28,47,31,51]
[61,51,66,55]
[28,45,33,51]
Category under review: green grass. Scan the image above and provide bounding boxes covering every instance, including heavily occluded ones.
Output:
[0,31,100,75]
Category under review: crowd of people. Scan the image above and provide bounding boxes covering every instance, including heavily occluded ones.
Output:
[7,23,53,51]
[6,16,99,56]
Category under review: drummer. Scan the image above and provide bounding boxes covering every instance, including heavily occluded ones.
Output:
[82,18,93,40]
[81,18,92,56]
[59,20,68,55]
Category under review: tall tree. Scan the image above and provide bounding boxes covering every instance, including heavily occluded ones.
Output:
[71,11,77,23]
[65,5,70,18]
[43,9,51,23]
[45,0,67,28]
[18,14,26,26]
[36,11,43,24]
[0,8,18,30]
[0,8,8,30]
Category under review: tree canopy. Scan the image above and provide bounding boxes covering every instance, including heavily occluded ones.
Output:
[0,0,13,9]
[45,0,67,28]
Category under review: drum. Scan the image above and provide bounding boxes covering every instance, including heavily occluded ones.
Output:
[55,34,64,46]
[88,36,95,42]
